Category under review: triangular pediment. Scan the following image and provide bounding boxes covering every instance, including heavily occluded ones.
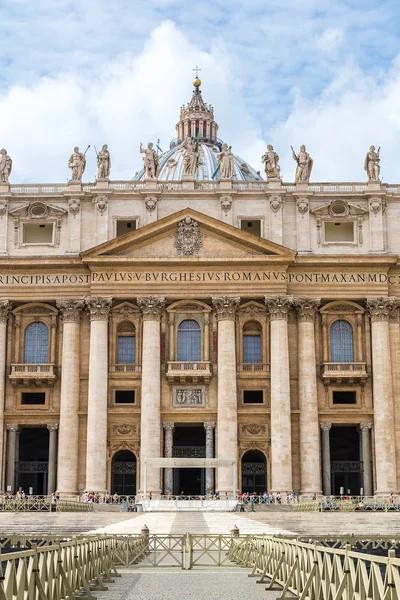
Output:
[82,208,296,262]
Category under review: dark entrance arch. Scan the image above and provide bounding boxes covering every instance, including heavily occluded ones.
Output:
[111,451,137,495]
[241,450,267,494]
[17,427,49,495]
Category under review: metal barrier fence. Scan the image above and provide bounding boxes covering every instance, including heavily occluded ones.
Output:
[228,535,400,599]
[0,496,93,512]
[293,496,400,511]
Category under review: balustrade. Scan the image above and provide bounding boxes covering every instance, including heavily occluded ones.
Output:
[321,361,367,383]
[9,363,57,385]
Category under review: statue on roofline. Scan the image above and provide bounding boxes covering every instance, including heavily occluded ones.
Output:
[216,143,235,179]
[140,142,159,179]
[261,145,281,180]
[97,144,111,179]
[68,146,86,182]
[292,145,313,182]
[0,149,12,183]
[364,145,380,181]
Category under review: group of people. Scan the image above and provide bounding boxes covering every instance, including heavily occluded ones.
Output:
[81,491,121,503]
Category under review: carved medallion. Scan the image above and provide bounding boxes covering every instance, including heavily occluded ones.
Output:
[174,217,203,256]
[242,424,266,435]
[112,424,136,435]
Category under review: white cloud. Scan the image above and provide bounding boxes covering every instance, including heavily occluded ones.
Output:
[317,28,344,53]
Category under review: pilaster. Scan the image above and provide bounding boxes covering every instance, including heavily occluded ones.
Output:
[204,421,216,494]
[163,422,174,495]
[320,423,331,496]
[66,197,82,254]
[359,422,373,496]
[47,424,58,494]
[0,300,11,489]
[295,196,311,252]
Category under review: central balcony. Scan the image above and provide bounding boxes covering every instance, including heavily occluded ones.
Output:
[321,362,367,384]
[9,364,57,386]
[237,363,270,378]
[109,364,141,378]
[166,361,212,384]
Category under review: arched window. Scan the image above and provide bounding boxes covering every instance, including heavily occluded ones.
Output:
[117,321,136,364]
[330,320,354,362]
[24,322,49,364]
[178,319,201,362]
[243,321,262,364]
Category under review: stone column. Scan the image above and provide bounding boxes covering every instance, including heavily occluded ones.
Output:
[359,422,373,497]
[137,297,165,495]
[56,299,84,495]
[265,296,293,494]
[85,297,113,492]
[367,298,398,494]
[0,300,11,489]
[163,422,174,495]
[320,423,332,496]
[6,424,19,492]
[212,296,240,494]
[204,422,215,494]
[294,298,322,495]
[47,424,58,494]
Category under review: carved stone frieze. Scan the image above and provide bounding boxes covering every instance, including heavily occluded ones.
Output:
[68,198,80,216]
[86,297,113,321]
[239,441,269,456]
[108,441,139,459]
[265,295,294,320]
[137,296,165,321]
[238,302,266,316]
[9,202,67,219]
[241,424,266,435]
[21,305,54,314]
[367,297,398,323]
[269,195,283,213]
[112,424,136,436]
[212,296,240,321]
[174,216,203,256]
[56,299,85,323]
[293,297,321,322]
[93,196,108,214]
[113,302,139,318]
[175,389,202,406]
[0,300,11,324]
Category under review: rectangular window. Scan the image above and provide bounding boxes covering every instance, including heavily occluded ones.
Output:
[243,335,262,363]
[240,220,261,237]
[243,390,264,404]
[332,391,356,404]
[116,220,137,237]
[23,223,54,244]
[117,336,136,364]
[324,221,354,243]
[115,390,135,404]
[21,392,46,405]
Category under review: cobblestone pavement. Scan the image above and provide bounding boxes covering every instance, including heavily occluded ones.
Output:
[100,568,280,599]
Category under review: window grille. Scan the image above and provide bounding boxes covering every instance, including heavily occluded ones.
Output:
[330,320,354,362]
[243,335,262,363]
[177,319,201,362]
[117,336,136,364]
[24,322,49,364]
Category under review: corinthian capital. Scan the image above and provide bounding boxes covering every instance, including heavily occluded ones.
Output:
[86,297,113,321]
[56,299,85,323]
[163,422,175,432]
[0,300,11,324]
[366,297,398,323]
[264,295,293,321]
[6,424,20,433]
[293,297,320,322]
[212,296,240,321]
[137,296,166,321]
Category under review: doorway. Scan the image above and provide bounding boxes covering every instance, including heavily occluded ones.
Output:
[330,426,362,495]
[17,427,49,495]
[111,450,137,495]
[172,425,206,495]
[241,450,267,493]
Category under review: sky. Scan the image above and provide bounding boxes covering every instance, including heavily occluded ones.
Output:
[1,0,400,182]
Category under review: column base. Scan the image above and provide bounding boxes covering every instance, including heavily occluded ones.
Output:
[299,489,322,496]
[375,490,398,495]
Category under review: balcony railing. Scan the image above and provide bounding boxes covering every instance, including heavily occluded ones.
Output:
[166,361,212,382]
[109,364,141,374]
[237,363,269,373]
[322,362,367,383]
[9,364,57,385]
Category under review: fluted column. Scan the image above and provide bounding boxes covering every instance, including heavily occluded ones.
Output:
[204,421,215,493]
[56,299,84,495]
[320,423,332,496]
[163,422,174,495]
[265,295,293,494]
[294,298,322,495]
[6,424,19,492]
[85,297,112,492]
[47,424,58,494]
[138,297,165,494]
[212,296,240,493]
[367,298,398,494]
[359,422,372,496]
[0,300,11,489]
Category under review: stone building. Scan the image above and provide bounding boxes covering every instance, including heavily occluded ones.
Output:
[1,77,399,498]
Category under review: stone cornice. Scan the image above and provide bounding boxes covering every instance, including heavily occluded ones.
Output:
[137,296,166,321]
[264,295,293,321]
[212,296,240,321]
[56,299,85,323]
[367,297,398,323]
[293,297,320,322]
[86,297,113,321]
[0,300,11,324]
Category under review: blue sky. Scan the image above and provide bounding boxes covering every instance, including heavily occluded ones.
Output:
[1,0,400,182]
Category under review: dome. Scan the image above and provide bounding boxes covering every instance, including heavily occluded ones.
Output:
[133,142,262,182]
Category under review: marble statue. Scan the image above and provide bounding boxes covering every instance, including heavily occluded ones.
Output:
[140,142,159,179]
[261,145,281,180]
[0,149,12,183]
[217,143,235,179]
[182,137,200,176]
[292,145,313,182]
[97,144,111,179]
[68,147,86,182]
[364,145,380,181]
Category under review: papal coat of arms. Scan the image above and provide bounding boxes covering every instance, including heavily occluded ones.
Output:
[174,216,203,256]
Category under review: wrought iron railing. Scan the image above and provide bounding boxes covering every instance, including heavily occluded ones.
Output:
[172,446,206,458]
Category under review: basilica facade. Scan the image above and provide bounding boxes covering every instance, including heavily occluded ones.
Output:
[0,78,399,498]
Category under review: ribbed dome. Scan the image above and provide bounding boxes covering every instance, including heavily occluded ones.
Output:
[133,142,262,182]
